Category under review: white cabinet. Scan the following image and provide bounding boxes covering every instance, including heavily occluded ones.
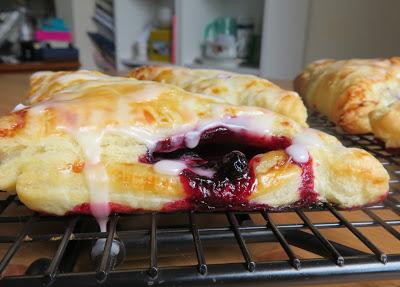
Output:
[96,0,310,79]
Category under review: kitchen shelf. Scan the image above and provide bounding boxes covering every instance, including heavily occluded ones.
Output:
[87,0,309,79]
[0,61,80,73]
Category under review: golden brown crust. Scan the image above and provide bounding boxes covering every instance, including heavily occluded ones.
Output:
[27,70,108,105]
[295,58,400,134]
[369,102,400,148]
[0,111,27,138]
[0,70,389,215]
[129,66,308,126]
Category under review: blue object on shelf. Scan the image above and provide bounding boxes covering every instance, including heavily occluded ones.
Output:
[39,18,69,32]
[87,32,115,57]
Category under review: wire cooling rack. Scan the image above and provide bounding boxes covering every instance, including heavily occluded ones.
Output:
[0,112,400,287]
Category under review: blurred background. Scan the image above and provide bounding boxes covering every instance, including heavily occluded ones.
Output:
[0,0,399,79]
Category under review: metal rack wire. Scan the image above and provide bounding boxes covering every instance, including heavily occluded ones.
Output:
[1,113,400,287]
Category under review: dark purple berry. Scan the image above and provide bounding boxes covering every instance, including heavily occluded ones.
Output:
[216,151,249,180]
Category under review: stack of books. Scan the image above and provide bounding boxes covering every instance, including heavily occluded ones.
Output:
[90,0,115,70]
[93,0,114,33]
[35,18,78,61]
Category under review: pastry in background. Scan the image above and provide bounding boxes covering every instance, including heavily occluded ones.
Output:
[129,66,308,127]
[294,58,400,147]
[369,102,400,148]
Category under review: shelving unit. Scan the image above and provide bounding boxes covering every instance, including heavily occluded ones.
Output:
[177,0,264,74]
[91,0,310,79]
[113,0,174,70]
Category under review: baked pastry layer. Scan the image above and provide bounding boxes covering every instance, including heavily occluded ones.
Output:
[0,71,389,218]
[369,102,400,148]
[294,58,400,135]
[129,66,308,126]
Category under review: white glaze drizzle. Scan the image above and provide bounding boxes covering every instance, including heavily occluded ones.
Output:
[285,128,323,164]
[217,73,232,79]
[98,218,108,233]
[190,167,215,178]
[183,114,273,149]
[12,103,29,112]
[114,126,160,148]
[153,160,187,176]
[29,101,113,230]
[153,160,216,178]
[285,143,309,164]
[293,128,323,148]
[127,84,168,102]
[75,128,111,228]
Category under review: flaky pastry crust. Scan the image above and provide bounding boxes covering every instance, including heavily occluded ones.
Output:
[0,71,389,215]
[294,58,400,135]
[369,102,400,148]
[129,66,308,126]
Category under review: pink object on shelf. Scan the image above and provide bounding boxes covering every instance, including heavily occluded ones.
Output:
[171,15,176,64]
[35,30,72,42]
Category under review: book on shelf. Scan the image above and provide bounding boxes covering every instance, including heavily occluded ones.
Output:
[95,4,114,24]
[95,0,113,15]
[95,24,114,43]
[93,16,114,33]
[93,6,114,32]
[87,32,115,59]
[35,30,72,42]
[40,46,79,61]
[94,45,115,71]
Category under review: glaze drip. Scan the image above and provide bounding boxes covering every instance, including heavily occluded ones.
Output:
[74,129,111,230]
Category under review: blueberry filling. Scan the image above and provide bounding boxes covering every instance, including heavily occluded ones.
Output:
[139,126,313,210]
[142,126,291,163]
[214,150,249,180]
[180,150,255,209]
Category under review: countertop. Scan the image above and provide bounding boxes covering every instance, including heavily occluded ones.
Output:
[0,72,399,287]
[0,73,31,116]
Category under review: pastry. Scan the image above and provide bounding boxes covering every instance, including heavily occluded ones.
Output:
[129,66,308,126]
[28,70,109,105]
[294,57,400,134]
[369,102,400,148]
[0,71,389,220]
